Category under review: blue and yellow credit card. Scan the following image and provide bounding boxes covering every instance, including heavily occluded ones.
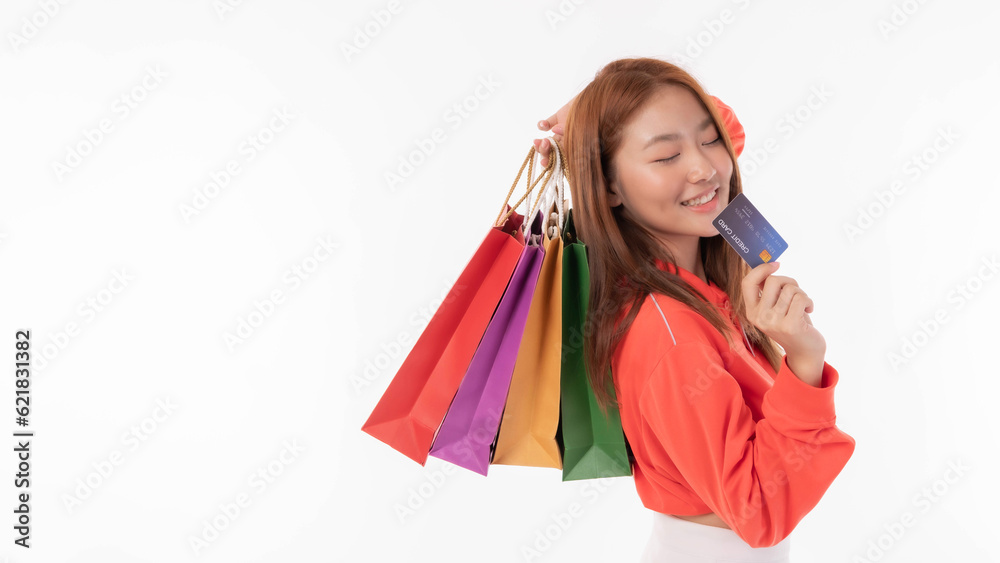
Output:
[712,192,788,268]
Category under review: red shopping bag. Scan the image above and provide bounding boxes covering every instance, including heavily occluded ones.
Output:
[428,208,546,475]
[362,147,555,465]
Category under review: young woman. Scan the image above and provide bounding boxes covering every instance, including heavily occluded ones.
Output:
[534,58,856,562]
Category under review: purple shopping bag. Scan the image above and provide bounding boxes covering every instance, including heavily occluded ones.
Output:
[428,209,546,475]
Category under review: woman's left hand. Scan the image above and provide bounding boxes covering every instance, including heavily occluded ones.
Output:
[534,93,577,168]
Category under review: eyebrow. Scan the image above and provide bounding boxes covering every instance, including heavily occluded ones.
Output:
[642,116,716,149]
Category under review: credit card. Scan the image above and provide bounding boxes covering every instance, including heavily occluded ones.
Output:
[712,192,788,268]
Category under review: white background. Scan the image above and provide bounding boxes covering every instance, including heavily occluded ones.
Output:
[1,0,997,561]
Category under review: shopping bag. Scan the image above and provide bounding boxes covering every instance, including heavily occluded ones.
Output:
[428,207,546,475]
[361,147,556,465]
[491,142,568,470]
[559,208,632,481]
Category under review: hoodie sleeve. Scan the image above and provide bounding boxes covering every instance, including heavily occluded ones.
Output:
[637,341,856,548]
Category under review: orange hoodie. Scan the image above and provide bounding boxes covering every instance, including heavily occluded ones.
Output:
[611,259,856,548]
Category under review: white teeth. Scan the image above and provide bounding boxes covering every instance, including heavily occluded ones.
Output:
[682,188,717,206]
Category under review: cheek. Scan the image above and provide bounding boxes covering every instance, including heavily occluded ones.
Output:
[715,151,733,178]
[713,152,734,181]
[619,168,657,200]
[631,166,685,195]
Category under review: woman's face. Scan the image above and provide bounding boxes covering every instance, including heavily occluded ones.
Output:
[609,84,733,253]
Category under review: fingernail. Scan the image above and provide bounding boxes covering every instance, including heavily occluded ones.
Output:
[538,120,548,130]
[771,261,780,268]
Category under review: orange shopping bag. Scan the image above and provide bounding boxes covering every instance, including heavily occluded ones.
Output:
[491,141,568,469]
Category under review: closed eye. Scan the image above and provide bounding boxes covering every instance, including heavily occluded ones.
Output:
[655,137,722,163]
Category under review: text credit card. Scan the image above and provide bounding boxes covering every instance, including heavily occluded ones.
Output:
[712,192,788,268]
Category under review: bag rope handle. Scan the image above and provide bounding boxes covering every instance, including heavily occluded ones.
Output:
[536,138,568,240]
[494,143,557,231]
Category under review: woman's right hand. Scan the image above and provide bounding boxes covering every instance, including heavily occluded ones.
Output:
[741,262,827,383]
[534,93,578,168]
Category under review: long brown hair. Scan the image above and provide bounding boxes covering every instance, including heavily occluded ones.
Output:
[563,57,783,414]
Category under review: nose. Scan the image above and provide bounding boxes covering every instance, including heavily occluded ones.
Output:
[686,149,717,184]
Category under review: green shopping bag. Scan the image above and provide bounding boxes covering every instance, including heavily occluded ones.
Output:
[559,208,633,481]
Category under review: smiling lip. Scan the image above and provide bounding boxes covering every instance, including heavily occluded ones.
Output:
[682,186,720,205]
[681,187,721,212]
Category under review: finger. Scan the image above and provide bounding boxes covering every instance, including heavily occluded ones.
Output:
[537,138,551,168]
[758,275,796,321]
[552,124,564,136]
[801,294,814,315]
[764,277,803,324]
[773,284,800,320]
[789,292,812,327]
[538,119,552,131]
[742,262,780,308]
[544,110,561,129]
[760,274,798,307]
